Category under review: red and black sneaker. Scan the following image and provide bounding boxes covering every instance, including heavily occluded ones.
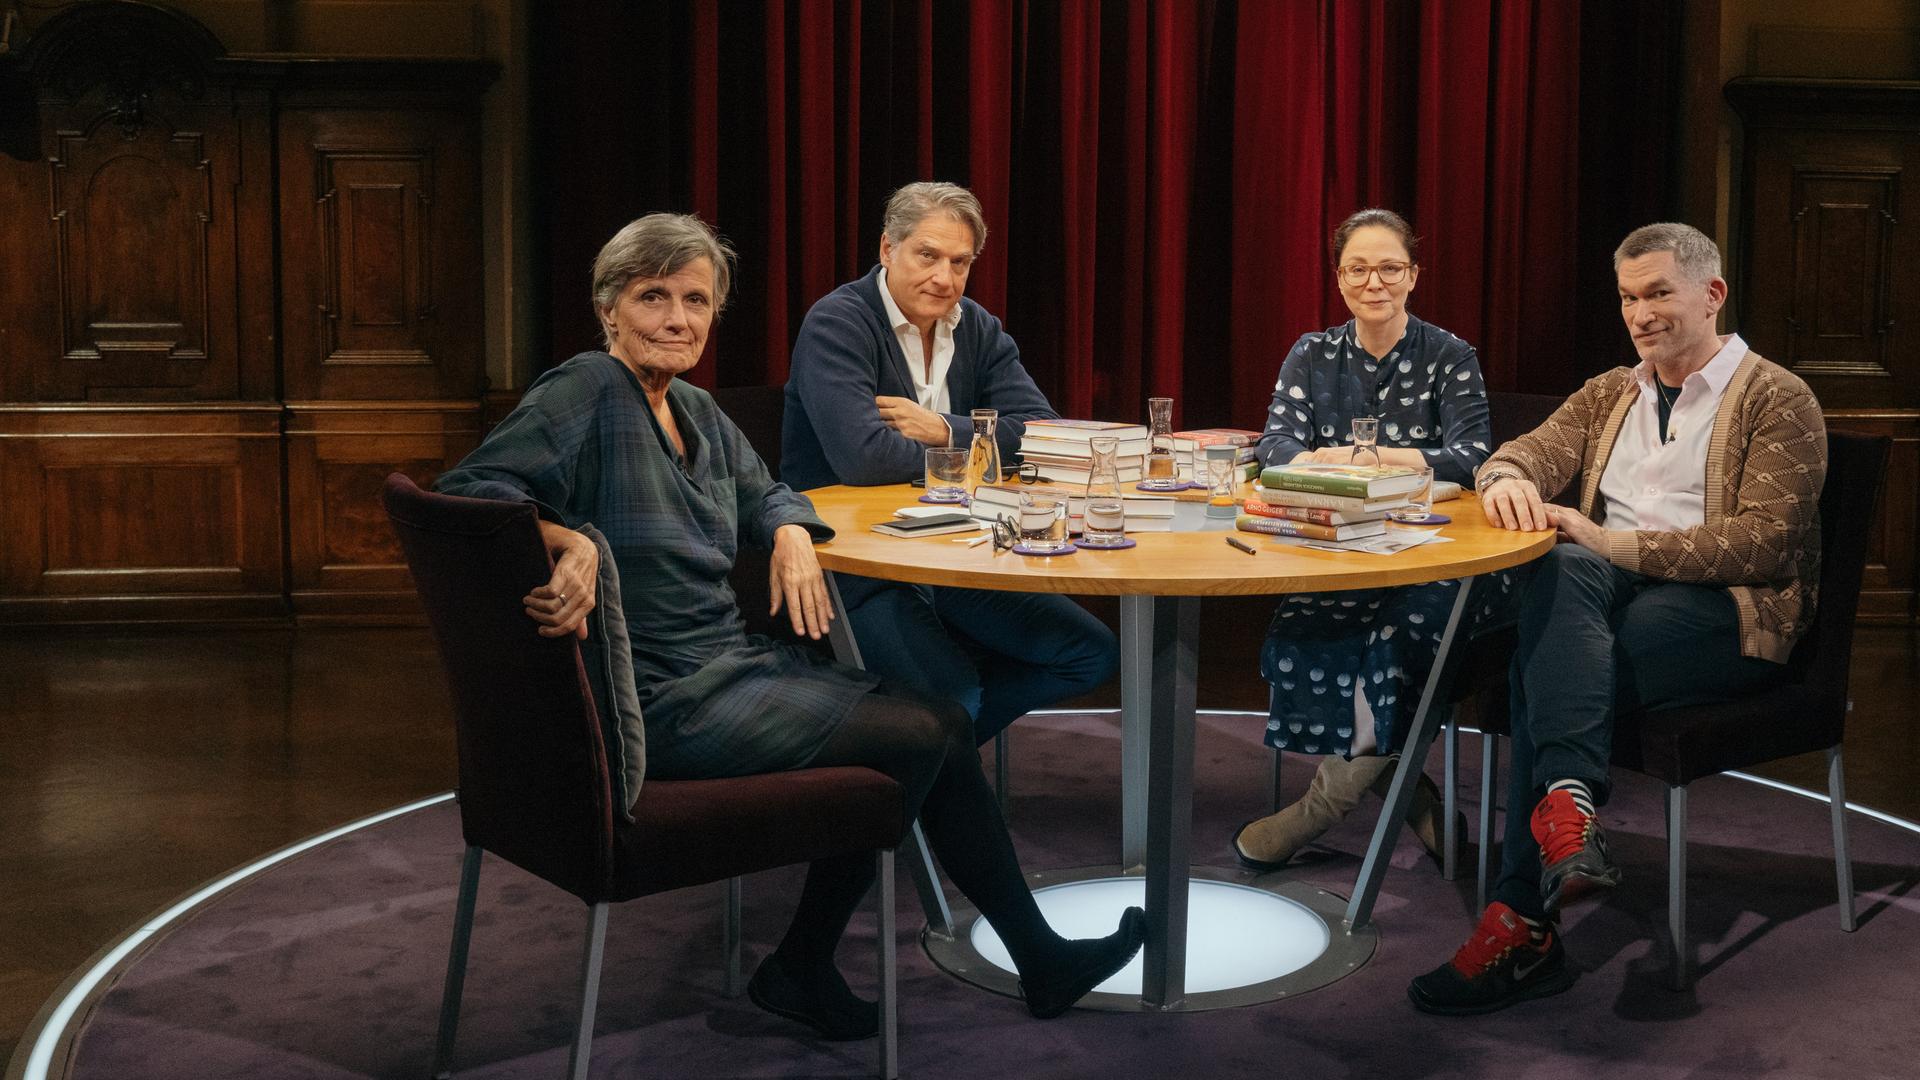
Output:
[1532,788,1621,911]
[1407,902,1574,1016]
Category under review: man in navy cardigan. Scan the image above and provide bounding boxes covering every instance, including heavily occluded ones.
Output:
[782,181,1117,747]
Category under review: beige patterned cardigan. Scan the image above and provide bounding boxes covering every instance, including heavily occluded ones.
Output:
[1475,351,1826,663]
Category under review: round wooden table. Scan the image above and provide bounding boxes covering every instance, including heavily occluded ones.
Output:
[805,483,1554,1010]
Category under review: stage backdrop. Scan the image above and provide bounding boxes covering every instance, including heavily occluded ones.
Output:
[531,0,1671,430]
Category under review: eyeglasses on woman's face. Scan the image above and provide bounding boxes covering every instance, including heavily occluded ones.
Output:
[1337,262,1412,287]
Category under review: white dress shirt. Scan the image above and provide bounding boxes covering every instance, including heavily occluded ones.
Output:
[1598,333,1748,533]
[877,267,962,416]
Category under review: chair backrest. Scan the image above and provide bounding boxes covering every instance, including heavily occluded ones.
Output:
[1487,390,1564,448]
[383,473,617,900]
[1786,431,1890,698]
[712,383,791,641]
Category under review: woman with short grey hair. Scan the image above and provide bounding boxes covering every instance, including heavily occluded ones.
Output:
[439,212,1144,1040]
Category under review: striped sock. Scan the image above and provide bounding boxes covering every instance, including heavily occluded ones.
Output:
[1516,909,1548,947]
[1547,778,1595,819]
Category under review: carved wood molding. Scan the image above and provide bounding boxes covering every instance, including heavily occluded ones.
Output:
[19,2,225,141]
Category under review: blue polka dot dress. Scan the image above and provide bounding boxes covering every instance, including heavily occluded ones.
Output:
[1256,315,1516,756]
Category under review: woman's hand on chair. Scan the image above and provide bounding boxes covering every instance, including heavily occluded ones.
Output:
[527,520,598,639]
[769,523,834,640]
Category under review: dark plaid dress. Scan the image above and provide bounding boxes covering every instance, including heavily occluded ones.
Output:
[1255,316,1513,756]
[437,350,880,778]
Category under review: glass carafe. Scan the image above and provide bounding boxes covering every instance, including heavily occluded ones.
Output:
[1081,435,1128,546]
[1140,396,1182,491]
[1349,416,1381,468]
[965,408,1002,497]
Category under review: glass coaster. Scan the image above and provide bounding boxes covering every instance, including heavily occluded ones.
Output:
[1388,512,1450,525]
[1134,480,1194,492]
[1073,537,1137,551]
[920,492,969,505]
[1011,543,1077,556]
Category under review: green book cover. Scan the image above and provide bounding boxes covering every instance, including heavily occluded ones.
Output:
[1258,462,1424,498]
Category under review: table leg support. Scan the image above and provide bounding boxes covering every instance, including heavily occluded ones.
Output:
[1119,595,1154,873]
[1344,576,1476,932]
[1141,595,1199,1009]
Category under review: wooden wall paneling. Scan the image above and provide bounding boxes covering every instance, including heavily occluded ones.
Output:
[1729,79,1920,623]
[277,71,488,403]
[283,401,482,622]
[1826,412,1920,623]
[0,405,285,624]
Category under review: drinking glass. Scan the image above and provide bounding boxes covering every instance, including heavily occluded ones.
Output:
[924,446,969,503]
[1348,416,1381,468]
[1387,465,1435,523]
[1140,396,1182,491]
[1204,443,1239,519]
[1017,492,1071,553]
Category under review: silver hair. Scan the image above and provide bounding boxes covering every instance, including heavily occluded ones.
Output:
[590,213,737,344]
[1613,222,1721,283]
[881,181,988,255]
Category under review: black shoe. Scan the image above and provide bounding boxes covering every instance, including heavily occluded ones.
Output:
[1230,820,1291,874]
[1532,789,1622,911]
[746,953,879,1041]
[1407,902,1574,1016]
[1019,907,1149,1019]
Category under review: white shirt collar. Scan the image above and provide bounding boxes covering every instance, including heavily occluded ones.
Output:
[877,267,964,334]
[1634,333,1748,395]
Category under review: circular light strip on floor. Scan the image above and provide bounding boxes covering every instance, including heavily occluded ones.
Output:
[16,793,454,1080]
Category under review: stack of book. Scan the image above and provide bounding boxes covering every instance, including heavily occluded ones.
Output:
[969,482,1179,532]
[1171,428,1262,483]
[1237,462,1423,541]
[1017,419,1150,485]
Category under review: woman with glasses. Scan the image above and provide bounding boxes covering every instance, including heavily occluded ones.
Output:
[1232,208,1513,871]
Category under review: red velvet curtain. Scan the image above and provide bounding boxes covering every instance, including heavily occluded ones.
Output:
[534,1,1592,427]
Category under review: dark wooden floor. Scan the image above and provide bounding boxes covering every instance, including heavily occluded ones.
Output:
[4,620,1916,1065]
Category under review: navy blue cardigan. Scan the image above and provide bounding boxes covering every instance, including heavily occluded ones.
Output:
[781,266,1057,492]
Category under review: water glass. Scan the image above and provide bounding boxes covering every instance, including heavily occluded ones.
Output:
[1017,492,1071,553]
[924,446,969,503]
[1349,416,1381,468]
[1388,465,1435,523]
[1204,443,1238,518]
[1081,497,1127,546]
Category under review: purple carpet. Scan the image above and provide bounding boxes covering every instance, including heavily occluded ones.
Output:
[52,711,1920,1079]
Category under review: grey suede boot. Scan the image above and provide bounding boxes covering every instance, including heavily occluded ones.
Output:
[1232,754,1459,870]
[1232,753,1396,869]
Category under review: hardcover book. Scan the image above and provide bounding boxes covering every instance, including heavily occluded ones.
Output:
[1234,513,1387,542]
[1021,418,1151,441]
[1251,483,1410,514]
[1259,462,1426,498]
[1241,496,1388,526]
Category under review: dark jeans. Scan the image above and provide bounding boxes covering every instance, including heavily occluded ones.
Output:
[847,583,1118,746]
[1492,544,1784,919]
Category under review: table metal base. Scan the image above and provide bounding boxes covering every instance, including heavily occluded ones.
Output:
[920,865,1377,1012]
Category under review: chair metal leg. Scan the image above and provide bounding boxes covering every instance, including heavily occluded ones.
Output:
[994,729,1011,820]
[430,845,483,1080]
[876,848,899,1080]
[905,822,955,940]
[722,876,744,997]
[1828,746,1858,932]
[1442,716,1459,881]
[566,903,610,1080]
[1666,785,1689,991]
[1269,747,1285,815]
[1476,731,1497,914]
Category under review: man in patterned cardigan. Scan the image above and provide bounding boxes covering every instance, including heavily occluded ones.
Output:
[1408,222,1827,1015]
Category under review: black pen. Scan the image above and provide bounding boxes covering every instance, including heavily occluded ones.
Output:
[1225,536,1258,556]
